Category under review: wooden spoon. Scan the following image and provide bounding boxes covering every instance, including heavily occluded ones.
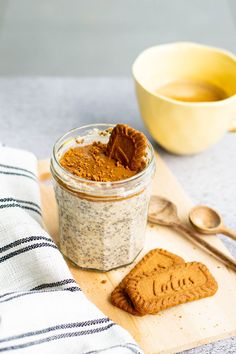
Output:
[148,196,236,272]
[189,205,236,241]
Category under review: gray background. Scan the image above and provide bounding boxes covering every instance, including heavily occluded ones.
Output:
[0,1,236,353]
[0,0,236,75]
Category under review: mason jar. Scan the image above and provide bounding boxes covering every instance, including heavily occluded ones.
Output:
[51,124,155,271]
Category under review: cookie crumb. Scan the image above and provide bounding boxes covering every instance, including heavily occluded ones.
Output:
[75,138,84,144]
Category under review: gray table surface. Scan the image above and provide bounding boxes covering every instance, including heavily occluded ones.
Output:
[0,77,235,353]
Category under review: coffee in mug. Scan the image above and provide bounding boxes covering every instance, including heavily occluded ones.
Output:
[155,79,229,103]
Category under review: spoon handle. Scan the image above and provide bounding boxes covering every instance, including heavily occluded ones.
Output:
[173,222,236,272]
[220,227,236,241]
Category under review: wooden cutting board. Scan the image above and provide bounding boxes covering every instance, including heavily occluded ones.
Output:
[39,155,236,354]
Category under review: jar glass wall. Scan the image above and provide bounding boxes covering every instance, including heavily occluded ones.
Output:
[51,124,155,271]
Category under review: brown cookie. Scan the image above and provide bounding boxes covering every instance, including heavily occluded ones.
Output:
[111,248,185,315]
[106,124,147,171]
[126,262,218,315]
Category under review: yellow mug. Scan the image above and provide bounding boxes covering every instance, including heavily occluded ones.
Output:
[133,42,236,155]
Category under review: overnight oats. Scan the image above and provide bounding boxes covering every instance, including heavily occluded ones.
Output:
[51,124,155,271]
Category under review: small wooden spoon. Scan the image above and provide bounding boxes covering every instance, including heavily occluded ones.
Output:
[148,196,236,272]
[189,206,236,241]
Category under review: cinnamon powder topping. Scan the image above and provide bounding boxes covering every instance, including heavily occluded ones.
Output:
[60,141,136,182]
[60,125,148,182]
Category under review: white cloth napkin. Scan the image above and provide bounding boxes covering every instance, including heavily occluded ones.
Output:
[0,146,142,354]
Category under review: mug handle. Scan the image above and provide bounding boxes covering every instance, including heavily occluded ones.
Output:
[229,119,236,132]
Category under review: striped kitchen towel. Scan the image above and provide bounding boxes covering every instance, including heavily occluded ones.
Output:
[0,146,142,354]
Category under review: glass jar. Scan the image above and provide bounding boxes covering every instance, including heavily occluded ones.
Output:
[51,124,155,271]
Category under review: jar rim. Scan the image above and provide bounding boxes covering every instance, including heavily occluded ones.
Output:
[51,123,155,188]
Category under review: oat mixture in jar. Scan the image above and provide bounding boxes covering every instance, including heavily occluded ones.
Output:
[51,124,155,271]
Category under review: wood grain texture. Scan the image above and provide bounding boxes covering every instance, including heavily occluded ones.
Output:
[39,155,236,354]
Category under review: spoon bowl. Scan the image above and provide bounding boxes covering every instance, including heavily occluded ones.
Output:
[148,196,179,226]
[189,205,236,241]
[189,206,222,234]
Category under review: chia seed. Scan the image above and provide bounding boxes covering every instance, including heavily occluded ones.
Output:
[55,183,151,271]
